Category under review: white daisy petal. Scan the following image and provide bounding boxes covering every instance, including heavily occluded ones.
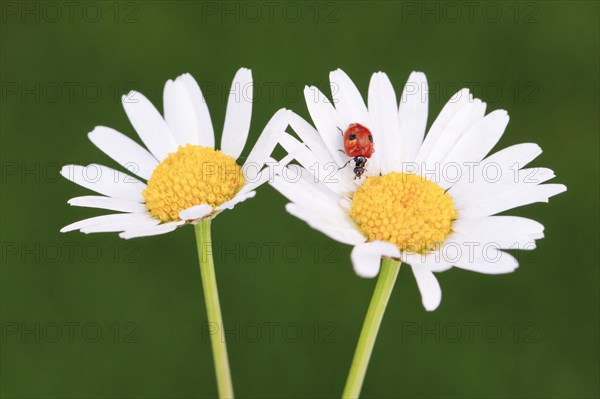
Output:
[330,68,370,127]
[67,195,147,213]
[221,68,253,159]
[277,133,355,194]
[416,88,473,163]
[88,126,158,180]
[452,216,544,249]
[368,72,399,174]
[119,221,185,239]
[351,241,400,278]
[449,143,543,192]
[271,170,348,218]
[286,203,365,246]
[424,99,486,166]
[453,246,520,275]
[216,190,256,211]
[61,164,146,202]
[243,108,290,173]
[458,183,567,218]
[61,213,158,233]
[80,218,159,234]
[481,142,542,168]
[398,71,428,163]
[450,166,556,209]
[164,77,201,146]
[240,166,275,194]
[409,265,442,311]
[122,90,178,161]
[402,251,453,272]
[179,204,213,222]
[442,109,509,166]
[303,85,345,165]
[284,201,350,229]
[177,73,215,148]
[288,111,340,166]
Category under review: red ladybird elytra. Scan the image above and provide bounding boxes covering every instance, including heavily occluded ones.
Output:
[341,123,374,179]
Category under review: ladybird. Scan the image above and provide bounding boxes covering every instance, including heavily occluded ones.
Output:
[341,123,374,179]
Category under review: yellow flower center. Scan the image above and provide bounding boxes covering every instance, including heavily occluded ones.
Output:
[143,145,245,222]
[351,172,456,253]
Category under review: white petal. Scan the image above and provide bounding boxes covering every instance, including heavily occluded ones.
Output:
[61,164,146,202]
[122,90,178,161]
[452,216,543,249]
[482,142,542,168]
[288,112,339,166]
[61,213,158,233]
[285,203,365,246]
[164,77,201,146]
[424,99,486,165]
[81,218,159,234]
[67,196,147,213]
[448,143,543,192]
[303,85,346,166]
[216,190,256,211]
[329,68,370,127]
[179,204,213,221]
[277,133,355,195]
[438,233,520,274]
[221,68,253,159]
[119,221,185,239]
[409,265,442,311]
[442,109,509,165]
[88,126,158,180]
[177,73,215,147]
[457,184,567,218]
[351,241,400,278]
[398,71,428,163]
[450,167,556,209]
[270,171,346,218]
[240,166,275,193]
[454,247,520,274]
[402,251,452,272]
[368,72,399,174]
[416,88,473,163]
[243,108,290,173]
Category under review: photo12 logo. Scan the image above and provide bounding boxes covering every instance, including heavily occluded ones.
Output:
[400,1,540,24]
[1,81,140,104]
[1,2,140,24]
[1,241,140,264]
[203,321,340,344]
[400,321,540,344]
[199,1,340,24]
[200,241,340,264]
[1,321,140,344]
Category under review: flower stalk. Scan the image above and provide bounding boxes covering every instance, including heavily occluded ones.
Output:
[342,258,401,398]
[194,220,234,399]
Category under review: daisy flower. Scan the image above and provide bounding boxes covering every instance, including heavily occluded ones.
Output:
[60,68,289,399]
[269,69,566,397]
[61,68,288,239]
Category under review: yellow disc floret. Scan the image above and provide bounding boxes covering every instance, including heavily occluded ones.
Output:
[143,145,245,222]
[351,172,456,253]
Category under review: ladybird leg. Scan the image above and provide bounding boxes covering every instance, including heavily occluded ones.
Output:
[337,127,343,135]
[338,159,352,170]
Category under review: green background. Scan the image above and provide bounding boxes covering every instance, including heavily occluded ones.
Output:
[1,1,598,398]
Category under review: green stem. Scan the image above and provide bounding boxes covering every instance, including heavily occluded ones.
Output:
[194,220,234,399]
[342,258,401,399]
